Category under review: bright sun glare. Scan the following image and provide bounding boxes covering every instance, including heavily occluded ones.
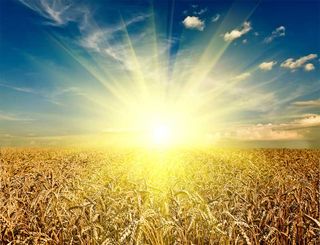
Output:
[141,110,202,148]
[151,123,172,145]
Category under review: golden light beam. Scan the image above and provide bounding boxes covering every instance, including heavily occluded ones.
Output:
[119,16,150,100]
[47,33,135,108]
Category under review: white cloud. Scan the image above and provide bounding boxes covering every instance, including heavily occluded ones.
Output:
[211,14,220,22]
[259,61,277,71]
[233,72,251,81]
[182,16,205,31]
[264,26,285,43]
[242,39,248,44]
[281,54,317,71]
[304,63,315,71]
[223,21,252,42]
[292,99,320,108]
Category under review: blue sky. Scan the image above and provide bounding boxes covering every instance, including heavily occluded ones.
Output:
[0,0,319,147]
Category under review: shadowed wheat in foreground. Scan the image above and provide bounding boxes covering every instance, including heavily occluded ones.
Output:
[0,148,319,244]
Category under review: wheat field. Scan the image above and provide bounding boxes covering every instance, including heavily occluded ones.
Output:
[0,148,319,244]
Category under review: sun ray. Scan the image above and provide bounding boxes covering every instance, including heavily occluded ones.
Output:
[47,34,133,106]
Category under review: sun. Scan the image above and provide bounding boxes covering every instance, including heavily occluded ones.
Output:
[151,122,172,146]
[139,108,204,148]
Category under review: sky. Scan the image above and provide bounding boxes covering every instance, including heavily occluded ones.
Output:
[0,0,319,148]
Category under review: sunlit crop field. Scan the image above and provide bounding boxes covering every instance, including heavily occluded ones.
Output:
[1,148,319,244]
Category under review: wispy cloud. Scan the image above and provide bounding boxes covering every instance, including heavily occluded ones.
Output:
[227,113,320,141]
[18,0,84,26]
[230,123,301,141]
[0,83,37,94]
[292,99,320,108]
[223,21,252,42]
[233,72,251,81]
[79,14,150,66]
[211,14,220,22]
[0,111,34,121]
[259,61,277,71]
[18,0,151,72]
[182,16,205,31]
[193,8,207,16]
[80,30,105,51]
[264,26,285,43]
[281,54,317,71]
